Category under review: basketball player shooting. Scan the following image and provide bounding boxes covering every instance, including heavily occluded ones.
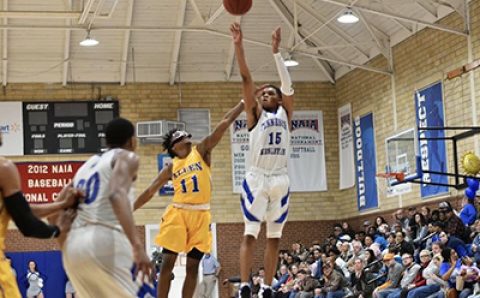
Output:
[230,22,294,298]
[134,100,244,298]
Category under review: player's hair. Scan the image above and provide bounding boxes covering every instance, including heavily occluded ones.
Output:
[162,129,178,158]
[105,117,135,148]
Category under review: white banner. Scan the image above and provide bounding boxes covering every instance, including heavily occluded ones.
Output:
[0,102,24,156]
[338,103,355,189]
[230,111,327,193]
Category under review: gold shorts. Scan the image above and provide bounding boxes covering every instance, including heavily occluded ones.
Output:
[0,256,20,298]
[155,205,212,254]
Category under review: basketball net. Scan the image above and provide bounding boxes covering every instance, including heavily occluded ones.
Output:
[376,173,405,197]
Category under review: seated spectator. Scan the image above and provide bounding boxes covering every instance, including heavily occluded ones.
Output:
[457,256,480,298]
[378,253,420,298]
[439,201,470,243]
[431,242,444,257]
[439,231,468,258]
[420,206,431,224]
[293,269,320,298]
[372,253,403,298]
[350,258,375,298]
[273,265,290,291]
[438,247,462,298]
[407,253,445,298]
[430,209,440,223]
[471,221,480,265]
[395,231,414,256]
[339,242,352,263]
[412,213,428,250]
[316,264,346,298]
[347,240,365,270]
[374,216,388,230]
[342,222,356,239]
[364,249,382,275]
[459,196,477,227]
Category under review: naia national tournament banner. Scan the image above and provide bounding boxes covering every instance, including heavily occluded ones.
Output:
[353,113,378,211]
[415,81,448,198]
[230,111,327,193]
[16,161,83,203]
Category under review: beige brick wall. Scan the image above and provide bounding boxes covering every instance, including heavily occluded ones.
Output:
[336,1,480,217]
[1,81,339,225]
[3,2,480,226]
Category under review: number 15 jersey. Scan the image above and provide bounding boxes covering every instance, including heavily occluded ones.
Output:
[248,106,290,172]
[172,146,211,205]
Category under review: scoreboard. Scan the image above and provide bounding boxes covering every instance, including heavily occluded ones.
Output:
[23,101,119,155]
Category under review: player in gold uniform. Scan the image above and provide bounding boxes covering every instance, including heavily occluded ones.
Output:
[134,100,244,298]
[0,132,80,298]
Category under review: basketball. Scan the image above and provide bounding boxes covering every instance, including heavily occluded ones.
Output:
[462,151,480,175]
[223,0,252,16]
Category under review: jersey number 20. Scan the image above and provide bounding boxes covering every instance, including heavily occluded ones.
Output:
[76,172,100,204]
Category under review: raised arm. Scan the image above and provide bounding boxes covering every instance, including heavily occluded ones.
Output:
[230,22,260,129]
[271,27,294,126]
[134,163,173,211]
[196,100,244,164]
[108,151,152,280]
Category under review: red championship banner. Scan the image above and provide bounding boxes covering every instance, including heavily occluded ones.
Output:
[15,161,84,204]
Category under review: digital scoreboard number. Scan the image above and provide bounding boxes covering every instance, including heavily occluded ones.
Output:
[23,101,119,155]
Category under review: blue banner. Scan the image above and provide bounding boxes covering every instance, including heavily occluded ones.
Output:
[415,82,448,198]
[157,154,173,195]
[353,113,378,211]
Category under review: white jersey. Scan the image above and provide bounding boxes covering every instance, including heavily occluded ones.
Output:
[247,106,290,172]
[72,149,135,230]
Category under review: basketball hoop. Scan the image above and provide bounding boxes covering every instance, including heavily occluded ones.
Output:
[376,172,405,182]
[376,172,406,197]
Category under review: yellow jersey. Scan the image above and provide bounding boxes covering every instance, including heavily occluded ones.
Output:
[0,192,9,254]
[171,146,211,205]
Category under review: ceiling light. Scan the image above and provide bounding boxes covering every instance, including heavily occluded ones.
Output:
[337,8,359,24]
[79,30,99,47]
[284,55,299,67]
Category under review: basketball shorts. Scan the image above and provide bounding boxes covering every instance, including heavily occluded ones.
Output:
[62,225,139,298]
[0,254,20,298]
[155,205,212,254]
[240,169,290,239]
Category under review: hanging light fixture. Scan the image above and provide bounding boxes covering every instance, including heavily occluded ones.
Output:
[337,8,359,24]
[284,54,299,67]
[79,30,99,47]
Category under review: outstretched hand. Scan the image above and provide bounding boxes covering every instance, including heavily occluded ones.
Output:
[230,22,243,45]
[272,26,281,54]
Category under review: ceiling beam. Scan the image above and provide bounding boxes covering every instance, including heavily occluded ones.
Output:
[188,0,204,23]
[62,0,72,86]
[316,0,467,36]
[205,4,224,25]
[268,0,335,83]
[354,9,390,60]
[120,0,135,85]
[296,0,369,60]
[78,0,95,24]
[431,0,465,19]
[414,0,438,18]
[169,0,187,85]
[2,0,7,86]
[224,16,241,81]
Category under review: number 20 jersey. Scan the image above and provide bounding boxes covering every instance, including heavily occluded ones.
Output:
[248,106,290,171]
[72,149,135,228]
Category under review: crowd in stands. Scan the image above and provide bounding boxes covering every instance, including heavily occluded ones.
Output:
[243,197,480,298]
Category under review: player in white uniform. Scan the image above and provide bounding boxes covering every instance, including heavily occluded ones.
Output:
[231,23,295,298]
[61,118,153,298]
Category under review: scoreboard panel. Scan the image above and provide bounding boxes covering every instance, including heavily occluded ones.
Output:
[23,101,119,155]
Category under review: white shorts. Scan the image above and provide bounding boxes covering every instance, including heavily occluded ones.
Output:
[62,225,139,298]
[240,169,290,238]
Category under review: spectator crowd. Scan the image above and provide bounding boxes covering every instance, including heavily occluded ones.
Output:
[241,197,480,298]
